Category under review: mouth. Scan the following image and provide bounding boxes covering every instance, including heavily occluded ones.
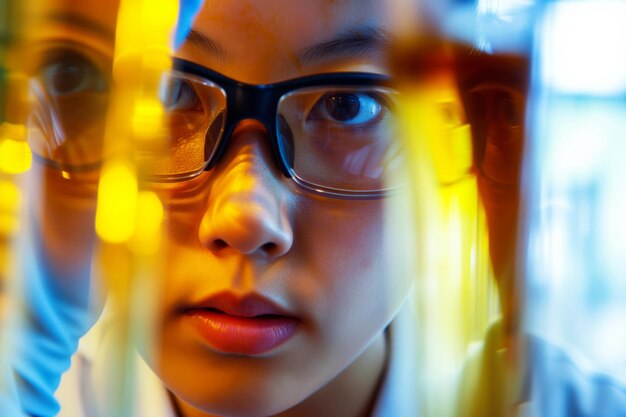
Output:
[182,292,300,356]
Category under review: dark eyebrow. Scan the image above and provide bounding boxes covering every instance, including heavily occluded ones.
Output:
[297,26,389,66]
[43,12,115,41]
[184,30,227,62]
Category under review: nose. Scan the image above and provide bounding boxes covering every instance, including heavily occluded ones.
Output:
[198,120,294,258]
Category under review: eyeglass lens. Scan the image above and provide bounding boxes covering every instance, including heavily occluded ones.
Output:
[28,64,407,194]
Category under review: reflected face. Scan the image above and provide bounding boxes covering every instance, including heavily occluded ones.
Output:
[456,51,529,333]
[31,0,415,416]
[25,0,117,292]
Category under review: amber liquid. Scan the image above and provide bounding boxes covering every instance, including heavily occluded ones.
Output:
[389,35,531,184]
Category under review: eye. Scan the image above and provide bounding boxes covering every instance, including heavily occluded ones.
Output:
[309,91,384,126]
[38,51,106,97]
[161,77,201,111]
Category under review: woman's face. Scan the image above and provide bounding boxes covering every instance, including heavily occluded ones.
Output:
[157,1,415,416]
[32,0,417,415]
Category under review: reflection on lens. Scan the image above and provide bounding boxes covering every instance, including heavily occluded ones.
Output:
[277,86,405,195]
[147,73,226,179]
[204,110,225,163]
[28,64,227,181]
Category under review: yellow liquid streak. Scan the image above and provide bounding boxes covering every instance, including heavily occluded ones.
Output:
[92,0,177,414]
[95,160,138,244]
[398,79,499,417]
[0,127,31,175]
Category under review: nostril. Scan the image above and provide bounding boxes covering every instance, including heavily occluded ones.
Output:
[261,242,277,254]
[211,239,228,251]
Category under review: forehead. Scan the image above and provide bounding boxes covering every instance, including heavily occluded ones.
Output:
[30,0,118,55]
[30,0,394,81]
[182,0,392,82]
[36,0,118,24]
[196,0,384,35]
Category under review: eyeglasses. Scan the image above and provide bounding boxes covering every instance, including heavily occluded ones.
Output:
[29,55,406,199]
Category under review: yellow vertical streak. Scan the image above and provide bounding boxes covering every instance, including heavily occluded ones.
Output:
[397,73,499,417]
[0,0,35,403]
[0,124,31,175]
[93,0,177,414]
[131,191,164,255]
[0,180,21,238]
[95,159,138,244]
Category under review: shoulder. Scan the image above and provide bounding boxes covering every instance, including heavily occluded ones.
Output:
[530,336,626,417]
[457,320,626,417]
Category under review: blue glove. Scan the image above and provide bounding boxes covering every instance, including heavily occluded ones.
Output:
[174,0,204,48]
[1,351,22,417]
[12,241,94,417]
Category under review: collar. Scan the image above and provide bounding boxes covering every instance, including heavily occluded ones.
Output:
[370,302,421,417]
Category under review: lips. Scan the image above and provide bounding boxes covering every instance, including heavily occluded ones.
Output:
[183,292,300,355]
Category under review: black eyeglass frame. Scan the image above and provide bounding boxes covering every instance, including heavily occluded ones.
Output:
[171,57,396,199]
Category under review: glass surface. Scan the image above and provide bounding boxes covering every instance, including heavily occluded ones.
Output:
[277,86,405,194]
[153,73,226,178]
[28,67,227,179]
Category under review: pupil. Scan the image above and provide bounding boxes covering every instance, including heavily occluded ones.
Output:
[325,93,360,121]
[52,63,85,94]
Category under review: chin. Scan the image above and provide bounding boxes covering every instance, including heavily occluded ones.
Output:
[173,384,304,417]
[156,350,311,417]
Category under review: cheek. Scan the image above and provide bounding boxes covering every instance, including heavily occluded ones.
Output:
[154,173,213,246]
[295,198,414,334]
[295,200,383,291]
